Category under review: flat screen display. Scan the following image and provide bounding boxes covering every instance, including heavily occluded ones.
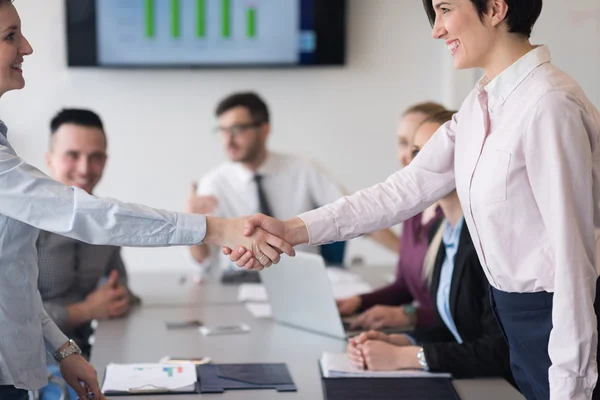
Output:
[66,0,346,67]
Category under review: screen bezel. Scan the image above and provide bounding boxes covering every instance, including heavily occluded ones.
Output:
[65,0,347,68]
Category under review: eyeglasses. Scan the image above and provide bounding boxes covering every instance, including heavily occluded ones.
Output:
[214,121,264,137]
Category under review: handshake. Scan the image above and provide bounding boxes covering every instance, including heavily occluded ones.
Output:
[204,214,310,271]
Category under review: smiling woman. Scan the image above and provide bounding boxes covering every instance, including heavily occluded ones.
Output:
[0,0,31,96]
[230,1,600,399]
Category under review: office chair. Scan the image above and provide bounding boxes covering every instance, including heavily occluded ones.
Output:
[30,371,72,400]
[320,241,346,267]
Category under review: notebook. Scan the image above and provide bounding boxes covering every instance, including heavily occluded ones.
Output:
[320,352,452,379]
[101,363,199,395]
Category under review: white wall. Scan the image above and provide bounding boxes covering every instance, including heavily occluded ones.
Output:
[1,0,598,272]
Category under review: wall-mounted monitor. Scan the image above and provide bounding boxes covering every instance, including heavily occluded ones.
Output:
[66,0,347,68]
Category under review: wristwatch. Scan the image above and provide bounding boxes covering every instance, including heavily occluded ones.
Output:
[53,339,82,362]
[416,347,430,371]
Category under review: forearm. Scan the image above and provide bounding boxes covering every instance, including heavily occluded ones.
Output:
[359,284,412,312]
[368,229,400,253]
[64,302,92,331]
[189,244,211,263]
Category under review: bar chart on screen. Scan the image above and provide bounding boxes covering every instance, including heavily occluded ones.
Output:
[97,0,299,65]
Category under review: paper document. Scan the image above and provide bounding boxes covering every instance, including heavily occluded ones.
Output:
[238,284,268,302]
[331,283,372,299]
[101,363,197,393]
[245,302,273,318]
[325,268,363,284]
[320,352,451,379]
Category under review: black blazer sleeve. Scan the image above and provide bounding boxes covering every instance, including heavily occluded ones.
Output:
[414,225,513,382]
[423,267,511,379]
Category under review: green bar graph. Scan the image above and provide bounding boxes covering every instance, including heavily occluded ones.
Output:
[196,0,206,37]
[145,0,155,38]
[246,8,256,38]
[221,0,231,38]
[171,0,180,38]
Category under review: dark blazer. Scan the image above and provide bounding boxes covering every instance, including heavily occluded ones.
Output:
[412,221,514,383]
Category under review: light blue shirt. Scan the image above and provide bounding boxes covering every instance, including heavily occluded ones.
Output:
[0,123,206,390]
[436,217,465,344]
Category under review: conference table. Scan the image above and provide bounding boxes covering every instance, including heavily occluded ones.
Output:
[90,268,525,400]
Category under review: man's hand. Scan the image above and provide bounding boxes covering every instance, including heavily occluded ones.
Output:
[350,305,413,330]
[337,296,362,316]
[186,182,218,215]
[59,352,106,400]
[204,217,295,270]
[221,215,308,270]
[85,270,130,320]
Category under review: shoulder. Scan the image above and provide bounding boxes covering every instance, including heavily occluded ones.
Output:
[528,64,591,113]
[196,162,238,192]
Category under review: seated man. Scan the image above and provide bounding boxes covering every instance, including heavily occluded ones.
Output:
[186,92,398,276]
[38,109,139,361]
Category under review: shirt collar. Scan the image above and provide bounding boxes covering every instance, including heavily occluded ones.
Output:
[442,216,465,248]
[233,152,277,183]
[477,45,551,110]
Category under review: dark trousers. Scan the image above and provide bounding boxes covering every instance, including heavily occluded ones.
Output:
[490,278,600,400]
[0,386,28,400]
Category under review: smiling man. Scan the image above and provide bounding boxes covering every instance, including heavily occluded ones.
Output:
[37,109,140,399]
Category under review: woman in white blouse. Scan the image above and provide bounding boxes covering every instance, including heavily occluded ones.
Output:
[228,0,600,399]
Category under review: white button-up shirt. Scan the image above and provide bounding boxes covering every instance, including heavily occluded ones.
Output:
[300,46,600,399]
[0,124,207,390]
[188,152,345,272]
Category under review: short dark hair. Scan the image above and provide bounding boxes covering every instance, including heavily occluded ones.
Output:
[50,108,106,141]
[422,0,542,38]
[215,92,270,124]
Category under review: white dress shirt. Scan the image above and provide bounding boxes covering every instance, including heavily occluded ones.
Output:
[188,152,345,273]
[0,123,206,390]
[299,46,600,399]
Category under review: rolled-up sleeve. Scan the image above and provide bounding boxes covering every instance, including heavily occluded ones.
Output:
[299,115,458,245]
[525,90,599,399]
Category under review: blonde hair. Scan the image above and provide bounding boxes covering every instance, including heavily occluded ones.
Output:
[402,102,447,118]
[419,110,458,127]
[423,219,445,285]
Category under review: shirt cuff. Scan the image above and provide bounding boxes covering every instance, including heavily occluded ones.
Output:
[405,335,419,346]
[297,208,337,245]
[173,212,207,245]
[549,373,596,399]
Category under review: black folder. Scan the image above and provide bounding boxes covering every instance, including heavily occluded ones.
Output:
[198,363,297,393]
[321,377,461,400]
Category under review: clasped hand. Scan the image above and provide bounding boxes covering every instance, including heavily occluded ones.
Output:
[214,214,304,270]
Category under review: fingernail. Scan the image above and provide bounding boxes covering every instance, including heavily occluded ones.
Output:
[238,247,245,254]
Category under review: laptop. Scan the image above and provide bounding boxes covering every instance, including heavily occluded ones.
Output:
[259,252,363,340]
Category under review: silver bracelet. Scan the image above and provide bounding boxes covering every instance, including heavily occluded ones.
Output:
[416,347,430,371]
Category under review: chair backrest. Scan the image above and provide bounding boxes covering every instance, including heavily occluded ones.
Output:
[320,241,346,267]
[37,372,72,400]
